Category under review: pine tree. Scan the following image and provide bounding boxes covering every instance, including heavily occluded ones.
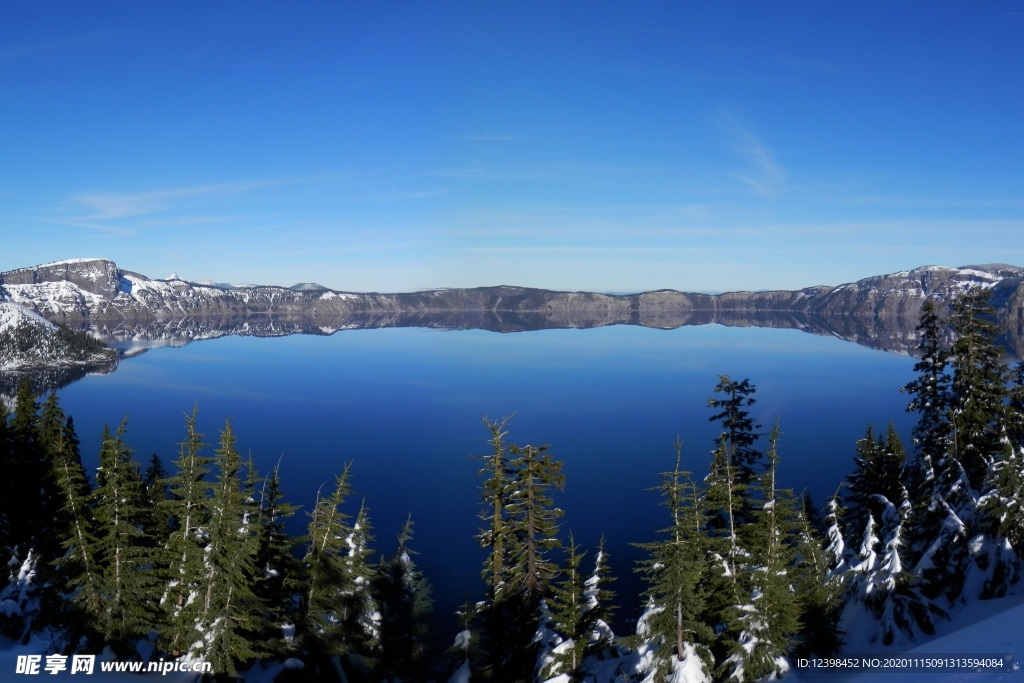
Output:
[0,400,12,553]
[902,299,952,463]
[707,376,762,521]
[143,453,173,549]
[544,533,587,680]
[160,407,212,657]
[249,460,302,658]
[339,498,380,677]
[946,286,1010,492]
[477,415,514,594]
[720,423,801,682]
[373,514,434,683]
[48,416,103,650]
[791,495,843,658]
[195,419,265,678]
[298,463,362,674]
[635,439,714,682]
[843,424,906,550]
[580,536,617,659]
[91,420,159,656]
[7,379,44,553]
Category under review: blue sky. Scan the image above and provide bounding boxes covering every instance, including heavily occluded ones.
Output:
[2,2,1022,293]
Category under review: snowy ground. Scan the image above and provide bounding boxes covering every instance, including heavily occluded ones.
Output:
[790,593,1024,683]
[2,595,1022,681]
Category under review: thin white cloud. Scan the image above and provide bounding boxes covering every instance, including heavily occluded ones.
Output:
[61,175,348,228]
[719,112,785,197]
[71,180,285,220]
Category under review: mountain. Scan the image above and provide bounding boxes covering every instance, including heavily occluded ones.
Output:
[3,258,1024,357]
[0,301,115,373]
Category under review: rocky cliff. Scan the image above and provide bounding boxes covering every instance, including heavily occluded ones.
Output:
[3,258,1024,357]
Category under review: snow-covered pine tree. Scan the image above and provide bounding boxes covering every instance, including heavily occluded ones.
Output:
[504,442,565,683]
[160,407,212,658]
[581,536,617,660]
[90,420,160,657]
[791,493,843,659]
[927,286,1020,603]
[373,514,433,683]
[248,460,302,658]
[719,423,800,683]
[842,425,906,545]
[836,423,942,645]
[542,533,587,680]
[338,498,380,678]
[634,439,714,683]
[298,463,377,680]
[946,286,1010,493]
[194,419,265,679]
[701,437,747,666]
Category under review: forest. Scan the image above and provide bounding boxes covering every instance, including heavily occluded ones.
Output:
[1,286,1023,683]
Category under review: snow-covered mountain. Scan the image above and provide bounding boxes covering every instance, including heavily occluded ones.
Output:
[3,258,1024,356]
[0,302,115,372]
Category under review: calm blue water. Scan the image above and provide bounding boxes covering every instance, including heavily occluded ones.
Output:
[57,324,917,629]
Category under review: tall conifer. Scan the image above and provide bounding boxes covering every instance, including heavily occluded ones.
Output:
[635,439,714,682]
[91,420,158,655]
[160,407,212,657]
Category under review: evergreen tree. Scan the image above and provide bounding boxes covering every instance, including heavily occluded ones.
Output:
[0,400,12,553]
[160,407,212,657]
[707,376,762,520]
[249,460,302,658]
[544,533,587,680]
[720,423,800,682]
[91,420,159,656]
[946,286,1010,492]
[7,379,44,552]
[503,442,565,682]
[297,463,367,678]
[902,299,952,462]
[505,443,564,598]
[470,419,565,683]
[143,453,173,549]
[791,495,843,658]
[580,536,617,658]
[476,415,514,594]
[48,417,102,650]
[843,424,906,550]
[195,419,265,678]
[981,446,1024,553]
[339,498,380,678]
[373,514,434,683]
[635,439,714,682]
[1006,362,1024,450]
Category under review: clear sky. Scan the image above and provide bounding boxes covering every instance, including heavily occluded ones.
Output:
[2,2,1023,293]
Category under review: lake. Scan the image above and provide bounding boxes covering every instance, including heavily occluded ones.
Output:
[54,323,918,634]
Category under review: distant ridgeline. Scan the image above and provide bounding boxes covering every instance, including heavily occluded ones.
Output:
[3,257,1024,362]
[1,287,1023,682]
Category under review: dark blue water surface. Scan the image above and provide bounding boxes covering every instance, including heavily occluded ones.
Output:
[57,324,917,631]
